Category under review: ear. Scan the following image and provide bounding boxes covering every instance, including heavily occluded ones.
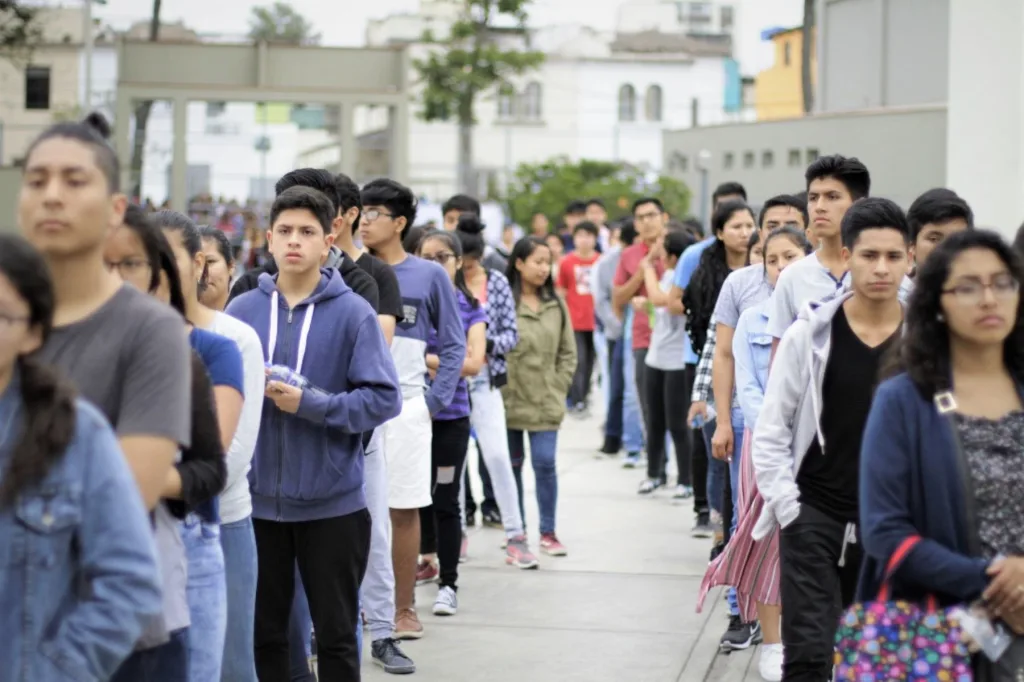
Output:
[908,243,917,265]
[841,245,851,265]
[324,232,336,249]
[395,216,408,236]
[109,193,128,234]
[193,248,206,275]
[20,323,43,356]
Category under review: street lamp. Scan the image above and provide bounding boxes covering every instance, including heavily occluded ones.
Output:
[696,149,712,230]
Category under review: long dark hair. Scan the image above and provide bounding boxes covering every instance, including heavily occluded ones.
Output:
[0,235,76,506]
[454,213,486,261]
[506,236,557,306]
[120,206,188,317]
[684,200,755,354]
[762,226,813,278]
[122,204,162,292]
[418,230,479,308]
[889,229,1024,395]
[199,226,234,267]
[152,210,208,295]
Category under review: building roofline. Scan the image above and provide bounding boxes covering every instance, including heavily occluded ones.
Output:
[664,103,947,134]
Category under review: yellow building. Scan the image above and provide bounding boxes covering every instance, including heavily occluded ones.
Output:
[754,27,816,121]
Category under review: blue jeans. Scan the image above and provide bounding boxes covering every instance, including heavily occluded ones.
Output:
[621,340,645,453]
[728,407,745,536]
[110,628,189,682]
[605,337,625,440]
[702,419,728,515]
[288,567,363,682]
[508,429,559,535]
[181,518,227,682]
[219,516,258,682]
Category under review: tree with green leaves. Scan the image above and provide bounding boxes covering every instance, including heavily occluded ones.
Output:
[801,0,815,113]
[0,1,44,64]
[504,157,691,229]
[414,0,544,194]
[248,2,320,45]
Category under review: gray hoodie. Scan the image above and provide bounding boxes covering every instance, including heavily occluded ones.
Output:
[750,290,849,541]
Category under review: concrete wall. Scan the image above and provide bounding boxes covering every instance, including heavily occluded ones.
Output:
[817,0,948,113]
[0,167,20,234]
[662,105,947,217]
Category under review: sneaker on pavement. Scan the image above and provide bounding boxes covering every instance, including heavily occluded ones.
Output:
[459,533,469,562]
[691,512,713,538]
[505,535,540,569]
[393,608,424,640]
[433,586,458,616]
[709,541,726,562]
[481,508,502,528]
[622,452,641,468]
[673,484,694,499]
[758,643,784,682]
[540,532,568,556]
[599,436,622,455]
[720,616,762,651]
[371,638,416,675]
[637,478,664,495]
[415,559,438,586]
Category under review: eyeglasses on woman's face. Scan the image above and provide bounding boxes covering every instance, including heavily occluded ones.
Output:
[421,251,455,266]
[941,273,1020,306]
[105,257,151,277]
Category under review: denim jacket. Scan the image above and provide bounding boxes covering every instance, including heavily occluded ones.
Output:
[732,299,774,430]
[0,373,162,682]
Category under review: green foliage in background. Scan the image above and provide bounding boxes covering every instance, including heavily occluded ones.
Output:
[248,2,320,45]
[504,157,691,228]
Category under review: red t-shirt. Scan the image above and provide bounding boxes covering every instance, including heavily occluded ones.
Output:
[557,252,599,331]
[613,242,665,350]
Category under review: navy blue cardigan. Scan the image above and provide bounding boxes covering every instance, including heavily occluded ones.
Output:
[857,372,993,606]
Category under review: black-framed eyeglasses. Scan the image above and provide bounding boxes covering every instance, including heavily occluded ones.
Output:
[941,274,1020,305]
[422,252,455,266]
[362,209,395,222]
[106,258,152,276]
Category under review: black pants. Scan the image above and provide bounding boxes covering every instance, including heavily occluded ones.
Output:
[643,365,692,485]
[685,363,709,515]
[253,510,371,682]
[633,348,650,427]
[569,330,596,406]
[779,504,863,682]
[419,416,471,589]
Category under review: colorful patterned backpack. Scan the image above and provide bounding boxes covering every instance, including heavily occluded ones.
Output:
[834,535,975,681]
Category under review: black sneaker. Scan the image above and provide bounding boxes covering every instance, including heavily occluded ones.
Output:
[599,435,622,455]
[481,507,502,528]
[465,513,476,527]
[691,512,713,538]
[372,637,416,674]
[709,540,726,562]
[719,616,762,651]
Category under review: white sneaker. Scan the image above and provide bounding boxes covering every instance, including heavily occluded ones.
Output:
[433,586,458,616]
[758,643,784,682]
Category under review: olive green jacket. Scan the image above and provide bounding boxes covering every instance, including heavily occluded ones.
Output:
[502,296,578,431]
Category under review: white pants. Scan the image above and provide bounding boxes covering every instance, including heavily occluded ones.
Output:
[384,394,432,509]
[460,371,525,539]
[361,428,395,642]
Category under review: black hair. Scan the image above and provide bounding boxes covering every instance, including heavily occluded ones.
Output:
[684,200,755,354]
[506,236,557,305]
[453,213,485,260]
[403,226,426,254]
[443,194,481,217]
[806,154,871,200]
[361,178,417,234]
[745,228,762,265]
[198,225,234,266]
[0,235,77,507]
[417,230,479,308]
[888,229,1024,396]
[270,186,334,235]
[24,112,119,193]
[565,200,587,215]
[334,173,361,231]
[586,198,606,210]
[151,210,209,294]
[680,216,704,238]
[275,168,340,213]
[763,225,813,263]
[907,188,974,242]
[632,197,664,215]
[619,219,638,246]
[573,221,600,238]
[121,204,162,292]
[663,230,690,259]
[758,194,810,229]
[151,226,188,318]
[713,181,747,203]
[1014,221,1024,261]
[840,197,911,249]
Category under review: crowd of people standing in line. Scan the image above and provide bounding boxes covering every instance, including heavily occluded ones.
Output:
[1,108,1023,682]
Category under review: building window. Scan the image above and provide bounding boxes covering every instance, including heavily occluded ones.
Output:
[618,84,636,122]
[720,5,734,30]
[206,101,227,118]
[762,150,774,168]
[788,149,802,167]
[783,41,791,67]
[743,151,755,169]
[688,2,712,21]
[644,85,663,122]
[521,82,542,120]
[497,85,516,120]
[723,152,735,170]
[807,148,820,164]
[24,66,51,110]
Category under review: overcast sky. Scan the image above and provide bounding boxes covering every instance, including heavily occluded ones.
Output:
[92,0,803,71]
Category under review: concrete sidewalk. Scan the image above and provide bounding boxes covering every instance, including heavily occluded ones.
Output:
[361,412,765,682]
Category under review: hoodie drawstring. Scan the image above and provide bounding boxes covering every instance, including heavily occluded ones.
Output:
[267,291,315,371]
[838,522,858,567]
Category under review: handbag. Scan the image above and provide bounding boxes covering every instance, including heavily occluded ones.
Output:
[834,534,974,681]
[936,391,1024,682]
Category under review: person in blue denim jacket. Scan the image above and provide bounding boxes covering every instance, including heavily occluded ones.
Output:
[0,234,162,682]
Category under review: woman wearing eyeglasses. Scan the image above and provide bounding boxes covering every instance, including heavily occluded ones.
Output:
[860,230,1024,677]
[415,230,488,618]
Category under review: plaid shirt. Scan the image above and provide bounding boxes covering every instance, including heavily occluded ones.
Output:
[689,314,740,410]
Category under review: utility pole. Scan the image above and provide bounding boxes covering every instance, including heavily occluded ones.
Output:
[83,0,92,110]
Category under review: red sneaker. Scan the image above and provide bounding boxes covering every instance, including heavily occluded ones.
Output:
[540,532,567,557]
[415,559,438,585]
[505,535,540,569]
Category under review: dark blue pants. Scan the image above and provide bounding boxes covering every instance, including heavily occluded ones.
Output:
[605,337,626,440]
[110,628,189,682]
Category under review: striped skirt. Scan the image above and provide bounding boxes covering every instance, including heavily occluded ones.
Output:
[695,428,781,621]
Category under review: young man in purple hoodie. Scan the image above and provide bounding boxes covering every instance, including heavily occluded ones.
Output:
[226,186,402,681]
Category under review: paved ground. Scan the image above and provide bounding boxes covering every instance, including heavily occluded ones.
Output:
[360,411,767,682]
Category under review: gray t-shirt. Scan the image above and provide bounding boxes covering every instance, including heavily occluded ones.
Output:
[713,264,773,329]
[645,269,687,371]
[37,284,193,633]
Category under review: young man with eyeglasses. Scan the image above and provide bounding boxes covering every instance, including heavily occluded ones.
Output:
[359,178,466,641]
